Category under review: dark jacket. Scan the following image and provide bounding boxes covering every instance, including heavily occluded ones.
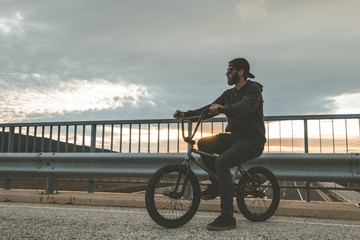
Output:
[184,80,266,145]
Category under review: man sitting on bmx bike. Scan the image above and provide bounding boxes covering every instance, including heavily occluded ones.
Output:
[173,58,266,231]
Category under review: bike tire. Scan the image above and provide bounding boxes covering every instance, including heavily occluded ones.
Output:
[145,164,201,228]
[236,167,280,222]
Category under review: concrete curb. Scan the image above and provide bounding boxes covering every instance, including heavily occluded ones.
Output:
[1,189,359,221]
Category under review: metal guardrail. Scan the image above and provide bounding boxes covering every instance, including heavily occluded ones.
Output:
[0,152,359,181]
[1,114,360,154]
[1,114,360,202]
[1,152,359,194]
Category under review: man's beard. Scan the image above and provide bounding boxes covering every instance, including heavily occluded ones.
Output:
[227,74,240,85]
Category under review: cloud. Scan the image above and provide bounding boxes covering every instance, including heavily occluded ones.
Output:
[235,0,268,21]
[328,91,360,114]
[1,0,360,124]
[0,12,24,34]
[0,77,155,123]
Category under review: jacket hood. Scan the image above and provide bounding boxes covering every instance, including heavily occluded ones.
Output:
[248,80,263,92]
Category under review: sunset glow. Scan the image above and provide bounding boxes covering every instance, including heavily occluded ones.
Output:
[0,79,154,123]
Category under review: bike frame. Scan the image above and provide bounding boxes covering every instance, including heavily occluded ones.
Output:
[177,110,249,196]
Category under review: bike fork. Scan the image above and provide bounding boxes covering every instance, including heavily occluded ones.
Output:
[171,162,191,199]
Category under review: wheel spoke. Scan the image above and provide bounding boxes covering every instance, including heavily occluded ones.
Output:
[145,164,200,228]
[236,167,280,222]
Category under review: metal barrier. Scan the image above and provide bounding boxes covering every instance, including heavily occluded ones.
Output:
[1,152,359,194]
[1,152,359,180]
[1,114,360,202]
[1,114,360,154]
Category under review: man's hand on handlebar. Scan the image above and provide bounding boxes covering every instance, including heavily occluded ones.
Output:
[209,104,224,115]
[173,110,185,119]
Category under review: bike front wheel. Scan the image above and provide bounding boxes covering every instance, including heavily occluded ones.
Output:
[236,167,280,222]
[145,164,201,228]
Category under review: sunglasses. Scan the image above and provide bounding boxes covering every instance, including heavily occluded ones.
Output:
[226,67,237,74]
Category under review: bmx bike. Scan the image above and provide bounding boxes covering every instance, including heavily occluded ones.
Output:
[145,110,280,228]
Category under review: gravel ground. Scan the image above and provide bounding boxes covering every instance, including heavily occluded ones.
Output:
[0,202,359,240]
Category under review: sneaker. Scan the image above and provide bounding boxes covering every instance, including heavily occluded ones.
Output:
[206,214,237,231]
[200,185,219,200]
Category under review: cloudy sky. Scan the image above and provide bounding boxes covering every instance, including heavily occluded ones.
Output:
[1,0,359,124]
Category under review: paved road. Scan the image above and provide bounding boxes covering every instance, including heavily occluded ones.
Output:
[280,181,325,201]
[1,202,359,240]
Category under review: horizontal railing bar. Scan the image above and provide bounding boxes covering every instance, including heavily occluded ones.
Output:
[1,114,359,127]
[55,179,148,184]
[279,185,360,191]
[264,114,360,121]
[1,153,360,182]
[0,119,184,127]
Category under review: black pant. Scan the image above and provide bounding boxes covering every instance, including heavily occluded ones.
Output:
[197,133,264,216]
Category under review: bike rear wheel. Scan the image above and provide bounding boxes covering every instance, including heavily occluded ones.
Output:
[236,167,280,222]
[145,164,201,228]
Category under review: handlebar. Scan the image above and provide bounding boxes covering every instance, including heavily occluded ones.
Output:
[180,109,209,145]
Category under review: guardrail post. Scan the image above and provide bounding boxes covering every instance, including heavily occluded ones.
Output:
[1,127,5,152]
[304,119,309,154]
[303,120,311,202]
[306,182,311,202]
[7,127,15,153]
[45,176,55,194]
[88,177,94,193]
[5,175,11,190]
[89,125,96,192]
[90,125,96,153]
